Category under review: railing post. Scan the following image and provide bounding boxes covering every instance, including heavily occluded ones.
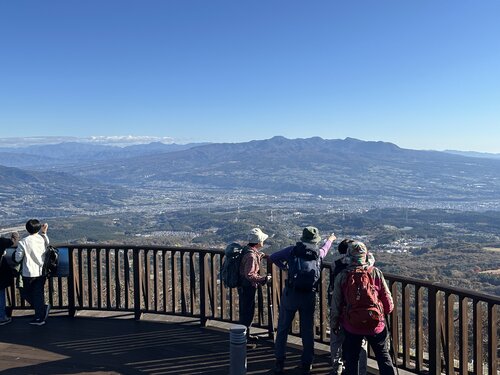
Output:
[444,293,456,375]
[473,300,483,375]
[487,302,498,375]
[133,249,143,321]
[67,247,76,317]
[199,252,207,326]
[428,284,441,375]
[458,296,469,375]
[266,262,275,340]
[415,286,424,373]
[389,281,400,367]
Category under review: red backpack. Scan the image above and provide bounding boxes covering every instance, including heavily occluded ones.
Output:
[343,267,384,331]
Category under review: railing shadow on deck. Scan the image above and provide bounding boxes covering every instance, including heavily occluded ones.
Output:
[0,312,286,374]
[6,244,500,375]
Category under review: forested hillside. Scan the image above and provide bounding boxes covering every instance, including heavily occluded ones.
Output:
[44,207,500,297]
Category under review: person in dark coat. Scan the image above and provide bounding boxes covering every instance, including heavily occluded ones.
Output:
[0,232,19,325]
[270,227,336,374]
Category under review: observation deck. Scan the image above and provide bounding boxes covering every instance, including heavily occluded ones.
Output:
[1,245,498,374]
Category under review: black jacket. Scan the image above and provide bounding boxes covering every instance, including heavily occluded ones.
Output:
[0,238,16,289]
[328,258,348,305]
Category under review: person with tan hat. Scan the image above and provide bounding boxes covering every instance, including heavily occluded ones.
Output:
[269,226,336,374]
[238,227,271,348]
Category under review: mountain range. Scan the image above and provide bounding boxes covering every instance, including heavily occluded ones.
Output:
[66,136,500,200]
[1,137,500,216]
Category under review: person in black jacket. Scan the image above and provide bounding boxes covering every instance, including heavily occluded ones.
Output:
[0,232,19,325]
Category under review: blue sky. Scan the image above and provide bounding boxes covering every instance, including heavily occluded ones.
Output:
[1,1,499,152]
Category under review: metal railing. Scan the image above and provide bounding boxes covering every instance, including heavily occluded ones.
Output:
[7,244,499,374]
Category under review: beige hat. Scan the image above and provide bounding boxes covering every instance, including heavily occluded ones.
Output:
[248,228,269,244]
[347,241,369,265]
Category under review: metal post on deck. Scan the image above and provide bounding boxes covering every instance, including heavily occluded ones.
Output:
[230,324,247,375]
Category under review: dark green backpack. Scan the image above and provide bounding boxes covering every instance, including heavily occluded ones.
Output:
[220,243,249,288]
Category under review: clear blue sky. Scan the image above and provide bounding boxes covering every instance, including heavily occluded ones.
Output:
[1,1,499,152]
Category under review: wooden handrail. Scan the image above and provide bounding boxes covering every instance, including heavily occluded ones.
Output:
[7,244,499,375]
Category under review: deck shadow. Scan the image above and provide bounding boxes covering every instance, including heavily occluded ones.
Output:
[0,312,333,374]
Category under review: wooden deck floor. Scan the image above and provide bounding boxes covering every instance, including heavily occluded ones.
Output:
[0,310,334,375]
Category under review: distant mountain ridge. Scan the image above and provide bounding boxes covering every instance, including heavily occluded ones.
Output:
[0,141,208,169]
[2,137,500,215]
[65,136,500,201]
[444,150,500,160]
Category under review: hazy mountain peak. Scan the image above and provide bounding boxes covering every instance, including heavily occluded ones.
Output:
[444,150,500,160]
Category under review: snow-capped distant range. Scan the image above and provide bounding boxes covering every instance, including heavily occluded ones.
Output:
[0,135,176,148]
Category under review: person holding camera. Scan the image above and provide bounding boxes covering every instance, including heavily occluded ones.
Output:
[14,219,51,326]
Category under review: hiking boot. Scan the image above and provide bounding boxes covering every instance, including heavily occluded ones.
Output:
[299,362,313,374]
[331,362,343,375]
[44,304,51,321]
[0,317,12,326]
[246,342,257,350]
[274,359,285,374]
[29,318,46,326]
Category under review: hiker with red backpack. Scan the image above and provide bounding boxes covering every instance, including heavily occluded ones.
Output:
[329,239,374,375]
[331,241,395,375]
[269,227,336,374]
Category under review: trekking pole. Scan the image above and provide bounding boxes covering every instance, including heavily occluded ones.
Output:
[267,274,275,342]
[385,314,400,375]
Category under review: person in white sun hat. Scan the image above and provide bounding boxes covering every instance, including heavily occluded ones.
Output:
[238,227,271,349]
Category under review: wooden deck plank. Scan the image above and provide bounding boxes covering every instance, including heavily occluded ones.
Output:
[0,311,334,374]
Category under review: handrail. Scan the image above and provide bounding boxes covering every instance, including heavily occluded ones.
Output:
[7,244,499,375]
[384,273,500,305]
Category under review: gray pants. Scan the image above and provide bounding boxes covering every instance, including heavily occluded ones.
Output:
[330,327,368,374]
[274,286,316,366]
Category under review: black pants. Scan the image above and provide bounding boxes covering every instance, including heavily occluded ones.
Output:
[343,328,395,375]
[21,276,47,320]
[238,285,257,337]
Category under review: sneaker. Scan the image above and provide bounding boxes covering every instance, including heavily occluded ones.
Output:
[246,342,257,350]
[44,304,51,321]
[29,318,46,326]
[0,317,12,326]
[274,359,285,374]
